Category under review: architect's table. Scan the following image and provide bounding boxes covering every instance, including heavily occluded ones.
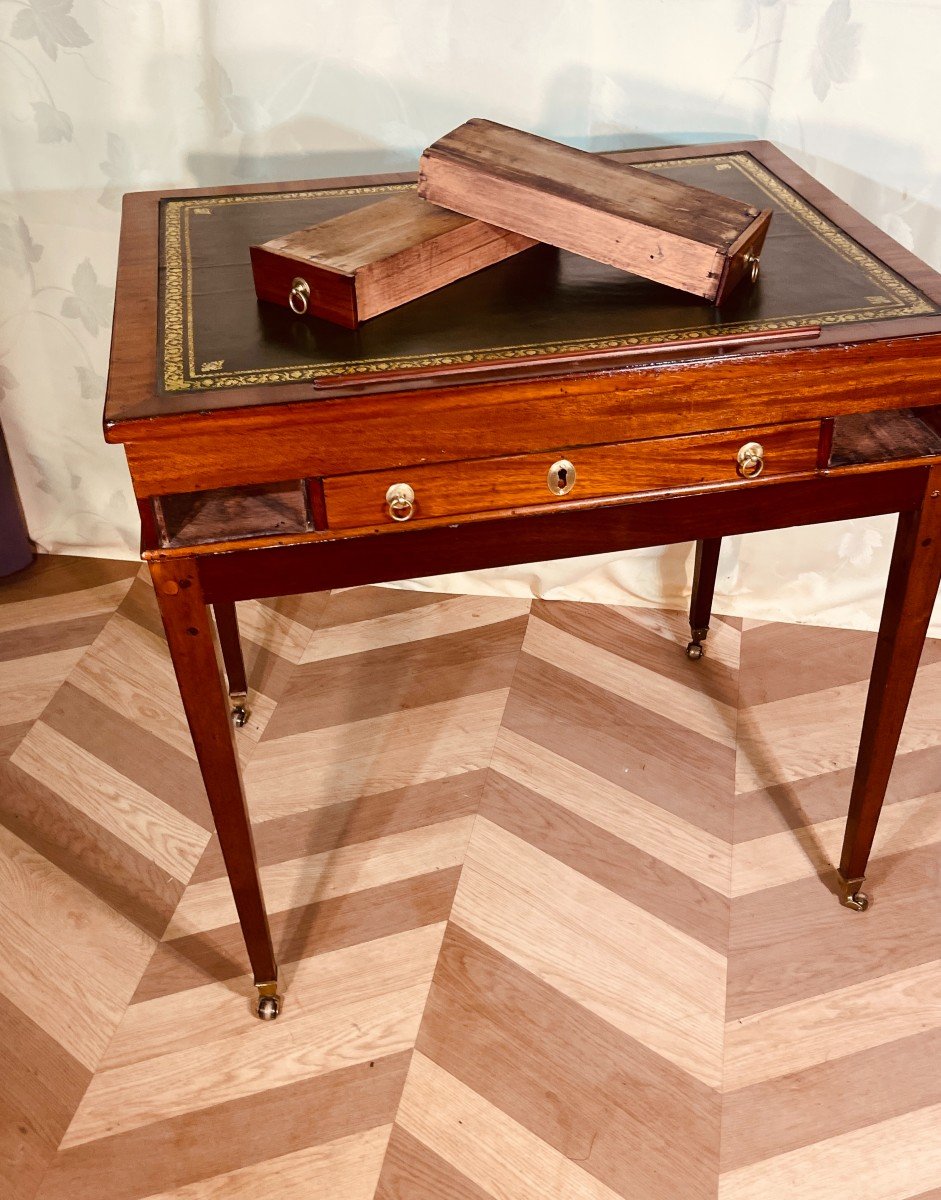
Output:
[105,141,941,1019]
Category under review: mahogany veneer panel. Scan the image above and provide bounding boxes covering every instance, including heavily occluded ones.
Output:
[250,191,535,328]
[418,119,772,302]
[121,337,941,498]
[324,420,822,529]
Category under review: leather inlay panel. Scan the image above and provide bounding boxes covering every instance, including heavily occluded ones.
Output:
[158,152,937,394]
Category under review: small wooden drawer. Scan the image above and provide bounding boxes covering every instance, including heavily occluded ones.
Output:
[323,421,822,529]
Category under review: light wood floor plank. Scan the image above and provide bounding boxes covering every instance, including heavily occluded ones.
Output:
[231,598,317,663]
[503,652,735,840]
[721,1027,941,1173]
[376,1125,496,1200]
[0,817,156,1078]
[736,662,941,793]
[480,768,730,954]
[68,613,195,759]
[139,1125,391,1200]
[398,1052,625,1200]
[530,598,739,707]
[62,981,430,1148]
[453,817,726,1087]
[0,647,85,725]
[732,789,941,897]
[13,722,209,883]
[605,601,741,667]
[524,614,739,749]
[0,579,134,635]
[419,922,720,1199]
[39,1054,408,1200]
[493,726,732,895]
[245,690,510,820]
[104,923,445,1069]
[718,1102,941,1200]
[302,594,530,662]
[164,816,473,939]
[70,613,274,761]
[724,958,941,1090]
[137,868,459,1003]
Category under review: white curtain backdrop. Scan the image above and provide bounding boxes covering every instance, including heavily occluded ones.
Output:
[1,0,939,632]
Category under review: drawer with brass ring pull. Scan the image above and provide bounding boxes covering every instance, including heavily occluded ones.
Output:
[323,420,822,530]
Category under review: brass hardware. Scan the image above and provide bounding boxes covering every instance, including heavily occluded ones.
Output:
[744,252,760,283]
[736,441,764,479]
[547,458,576,496]
[837,873,870,912]
[686,626,709,660]
[385,482,415,521]
[288,276,310,315]
[255,978,282,1020]
[229,690,249,728]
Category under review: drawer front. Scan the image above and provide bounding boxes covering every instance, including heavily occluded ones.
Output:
[323,421,822,530]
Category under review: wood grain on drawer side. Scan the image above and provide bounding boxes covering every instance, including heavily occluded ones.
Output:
[323,421,822,529]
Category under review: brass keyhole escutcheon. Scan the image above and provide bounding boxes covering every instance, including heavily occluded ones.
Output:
[548,458,576,496]
[289,276,310,315]
[736,441,764,479]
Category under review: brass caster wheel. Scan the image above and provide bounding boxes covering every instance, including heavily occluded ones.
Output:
[231,704,249,728]
[255,978,280,1020]
[256,993,281,1020]
[837,874,870,912]
[686,641,704,661]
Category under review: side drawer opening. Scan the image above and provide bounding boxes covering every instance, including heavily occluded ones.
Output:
[829,407,941,468]
[154,480,312,548]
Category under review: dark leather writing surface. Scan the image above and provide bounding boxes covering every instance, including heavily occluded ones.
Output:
[159,152,937,395]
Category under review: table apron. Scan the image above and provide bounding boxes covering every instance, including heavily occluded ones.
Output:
[196,464,931,604]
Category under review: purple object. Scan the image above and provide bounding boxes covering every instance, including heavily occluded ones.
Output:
[0,424,33,577]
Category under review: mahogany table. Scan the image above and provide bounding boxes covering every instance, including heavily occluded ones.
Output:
[105,141,941,1019]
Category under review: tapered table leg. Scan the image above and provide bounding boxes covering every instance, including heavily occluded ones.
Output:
[213,601,249,727]
[838,467,941,911]
[687,537,723,660]
[151,557,280,1018]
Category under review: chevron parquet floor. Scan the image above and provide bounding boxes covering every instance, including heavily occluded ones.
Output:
[2,554,940,1199]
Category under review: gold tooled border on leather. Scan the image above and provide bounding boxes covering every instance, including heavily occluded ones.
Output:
[160,154,937,392]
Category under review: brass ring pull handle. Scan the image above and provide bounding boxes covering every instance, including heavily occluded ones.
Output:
[547,458,576,496]
[736,441,764,479]
[289,277,310,315]
[744,252,760,283]
[385,483,415,521]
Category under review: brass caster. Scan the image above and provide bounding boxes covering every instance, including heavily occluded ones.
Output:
[256,993,281,1020]
[837,874,870,912]
[841,889,870,912]
[686,627,708,660]
[255,979,281,1020]
[230,693,249,728]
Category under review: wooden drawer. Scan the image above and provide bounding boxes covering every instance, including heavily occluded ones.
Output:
[323,421,822,530]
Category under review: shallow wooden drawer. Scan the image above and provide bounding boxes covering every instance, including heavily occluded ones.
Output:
[323,421,822,530]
